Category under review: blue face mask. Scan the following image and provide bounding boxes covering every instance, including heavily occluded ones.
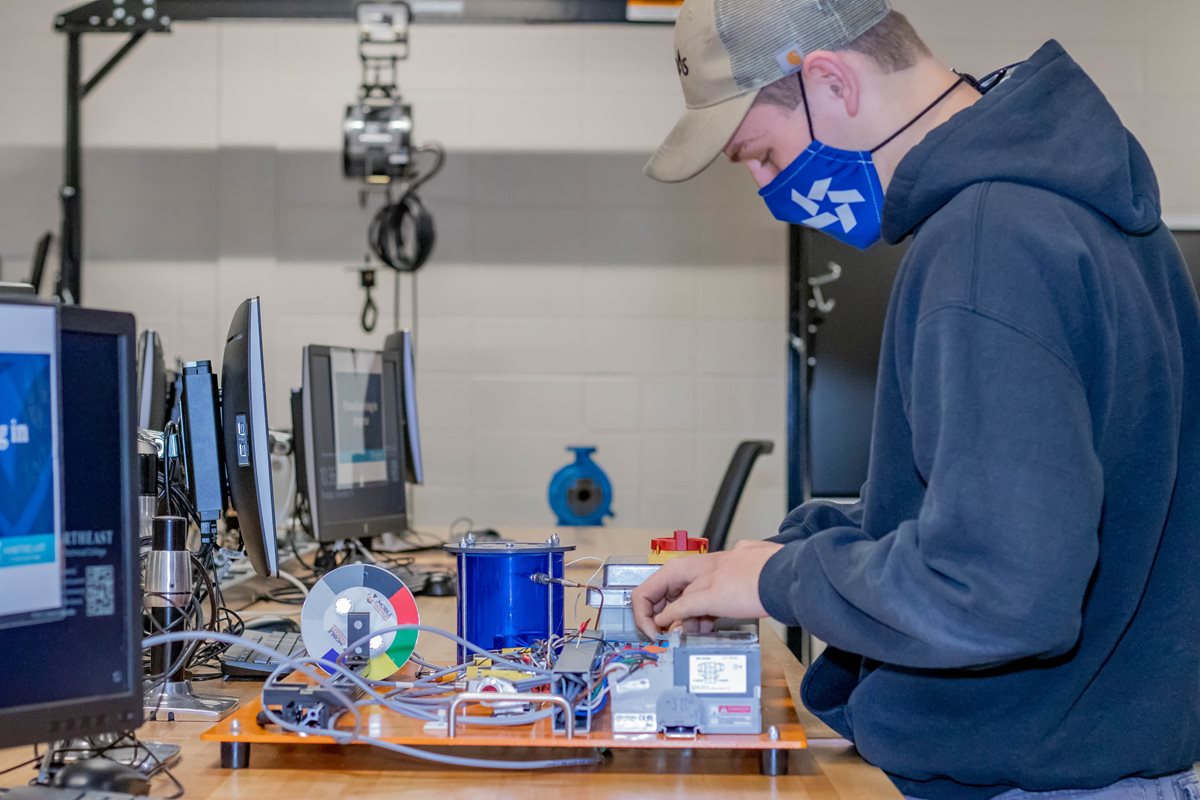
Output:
[758,73,967,250]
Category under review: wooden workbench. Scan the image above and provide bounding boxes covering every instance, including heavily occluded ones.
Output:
[0,528,901,799]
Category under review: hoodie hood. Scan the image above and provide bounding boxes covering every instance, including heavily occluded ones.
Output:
[883,40,1161,244]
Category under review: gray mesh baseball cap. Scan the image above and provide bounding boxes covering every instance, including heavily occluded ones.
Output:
[645,0,891,183]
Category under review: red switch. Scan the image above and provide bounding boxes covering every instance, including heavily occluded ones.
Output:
[649,530,709,562]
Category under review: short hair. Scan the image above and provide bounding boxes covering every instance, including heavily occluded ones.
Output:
[754,11,931,110]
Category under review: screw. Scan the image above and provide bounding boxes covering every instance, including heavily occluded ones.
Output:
[142,7,154,19]
[114,7,125,19]
[89,15,100,24]
[161,15,171,24]
[768,725,780,741]
[546,532,560,547]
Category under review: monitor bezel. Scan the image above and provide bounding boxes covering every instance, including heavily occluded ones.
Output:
[0,304,143,749]
[302,343,408,543]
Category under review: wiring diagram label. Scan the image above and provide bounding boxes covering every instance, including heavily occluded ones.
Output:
[688,654,748,695]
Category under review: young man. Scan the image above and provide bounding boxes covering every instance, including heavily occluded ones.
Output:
[633,1,1200,798]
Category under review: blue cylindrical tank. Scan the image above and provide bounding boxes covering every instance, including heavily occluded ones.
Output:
[444,537,577,663]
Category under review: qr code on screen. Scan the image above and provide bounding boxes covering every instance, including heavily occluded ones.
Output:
[85,565,115,617]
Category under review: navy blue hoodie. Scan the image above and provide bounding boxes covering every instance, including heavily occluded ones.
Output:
[758,41,1200,799]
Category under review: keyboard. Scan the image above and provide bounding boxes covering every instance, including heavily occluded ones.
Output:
[220,631,307,679]
[2,787,163,800]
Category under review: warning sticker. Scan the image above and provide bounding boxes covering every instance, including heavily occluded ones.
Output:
[688,654,747,695]
[613,713,658,733]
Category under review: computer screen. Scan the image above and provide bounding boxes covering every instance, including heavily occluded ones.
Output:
[0,297,65,630]
[136,329,167,431]
[0,305,141,748]
[221,297,278,577]
[303,344,408,541]
[383,329,423,485]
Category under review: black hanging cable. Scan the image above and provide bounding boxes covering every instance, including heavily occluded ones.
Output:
[360,267,379,333]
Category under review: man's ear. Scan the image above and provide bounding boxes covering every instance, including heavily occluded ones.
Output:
[802,51,860,119]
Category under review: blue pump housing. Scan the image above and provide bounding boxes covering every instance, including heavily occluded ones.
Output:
[548,446,614,527]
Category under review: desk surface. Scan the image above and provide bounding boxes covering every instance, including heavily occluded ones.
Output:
[0,528,900,799]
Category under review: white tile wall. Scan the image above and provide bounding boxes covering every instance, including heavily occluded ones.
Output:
[2,0,1197,543]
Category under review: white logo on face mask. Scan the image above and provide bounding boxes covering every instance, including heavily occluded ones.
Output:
[791,178,865,233]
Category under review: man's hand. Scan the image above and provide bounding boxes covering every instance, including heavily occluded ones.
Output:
[631,540,784,640]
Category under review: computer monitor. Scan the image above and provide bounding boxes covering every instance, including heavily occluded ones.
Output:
[0,303,141,749]
[302,344,408,541]
[290,388,309,506]
[0,297,65,631]
[221,297,278,578]
[383,329,423,485]
[136,329,168,431]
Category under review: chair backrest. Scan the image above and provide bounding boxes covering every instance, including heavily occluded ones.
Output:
[28,232,52,294]
[702,439,775,552]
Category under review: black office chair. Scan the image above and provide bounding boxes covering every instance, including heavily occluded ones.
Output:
[28,232,52,294]
[702,440,775,552]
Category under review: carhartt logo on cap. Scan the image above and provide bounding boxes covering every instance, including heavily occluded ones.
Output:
[676,50,689,77]
[774,44,806,74]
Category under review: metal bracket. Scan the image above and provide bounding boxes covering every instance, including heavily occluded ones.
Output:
[807,260,842,315]
[447,692,575,739]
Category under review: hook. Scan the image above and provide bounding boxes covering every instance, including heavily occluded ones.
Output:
[360,267,378,333]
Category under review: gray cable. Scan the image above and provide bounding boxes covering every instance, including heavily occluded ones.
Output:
[142,631,601,770]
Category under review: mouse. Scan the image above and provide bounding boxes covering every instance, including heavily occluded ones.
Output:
[53,759,151,796]
[423,571,457,597]
[243,615,300,634]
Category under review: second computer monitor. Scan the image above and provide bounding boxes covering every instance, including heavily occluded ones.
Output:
[302,345,408,541]
[136,329,167,431]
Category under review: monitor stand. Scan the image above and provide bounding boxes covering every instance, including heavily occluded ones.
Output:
[49,732,182,775]
[142,516,240,722]
[144,680,239,722]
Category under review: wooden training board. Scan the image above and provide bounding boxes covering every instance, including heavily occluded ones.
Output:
[201,631,807,755]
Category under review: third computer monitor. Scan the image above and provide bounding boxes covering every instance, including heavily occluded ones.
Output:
[302,344,409,542]
[383,329,423,485]
[220,297,278,577]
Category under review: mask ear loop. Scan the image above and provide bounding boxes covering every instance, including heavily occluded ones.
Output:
[869,75,967,154]
[797,71,816,140]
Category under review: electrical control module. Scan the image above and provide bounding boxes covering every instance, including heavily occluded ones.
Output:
[609,631,762,736]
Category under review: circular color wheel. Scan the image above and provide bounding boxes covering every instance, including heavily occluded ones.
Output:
[301,563,420,680]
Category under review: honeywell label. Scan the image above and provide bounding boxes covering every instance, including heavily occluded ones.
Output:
[688,654,748,694]
[613,713,657,733]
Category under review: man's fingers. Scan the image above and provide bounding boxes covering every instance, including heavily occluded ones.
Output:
[653,577,714,630]
[631,557,713,640]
